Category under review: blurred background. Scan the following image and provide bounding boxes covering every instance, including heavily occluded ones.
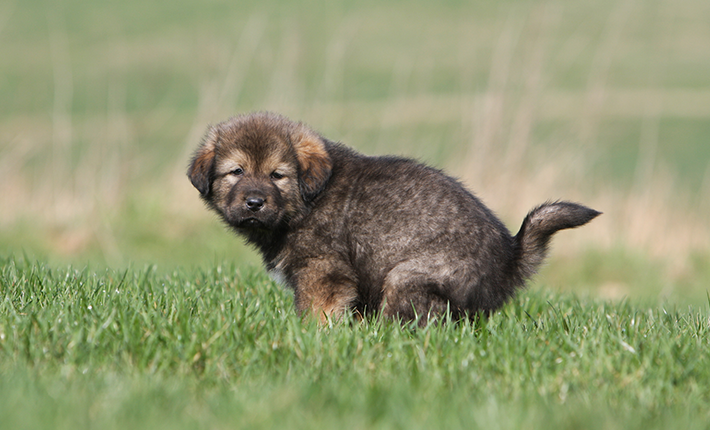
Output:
[1,0,709,303]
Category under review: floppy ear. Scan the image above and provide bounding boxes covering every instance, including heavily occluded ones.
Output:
[187,126,218,196]
[292,125,332,201]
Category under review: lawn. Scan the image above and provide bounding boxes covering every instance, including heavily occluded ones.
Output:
[1,257,709,430]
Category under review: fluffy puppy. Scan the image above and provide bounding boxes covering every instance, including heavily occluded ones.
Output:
[188,112,600,324]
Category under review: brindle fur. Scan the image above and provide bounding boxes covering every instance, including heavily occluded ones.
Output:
[188,112,600,324]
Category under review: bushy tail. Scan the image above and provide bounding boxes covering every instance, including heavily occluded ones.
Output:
[513,201,601,279]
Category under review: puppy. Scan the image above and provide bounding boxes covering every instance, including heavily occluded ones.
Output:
[188,112,600,324]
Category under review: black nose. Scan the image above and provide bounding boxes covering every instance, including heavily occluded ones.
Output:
[245,196,265,211]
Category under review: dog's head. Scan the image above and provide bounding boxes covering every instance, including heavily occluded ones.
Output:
[188,112,332,234]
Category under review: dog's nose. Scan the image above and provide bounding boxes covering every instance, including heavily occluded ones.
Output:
[245,196,265,211]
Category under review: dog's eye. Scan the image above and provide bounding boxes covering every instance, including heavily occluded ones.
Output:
[270,172,285,180]
[229,168,244,176]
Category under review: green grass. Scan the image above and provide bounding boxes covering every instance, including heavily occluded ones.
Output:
[1,256,709,429]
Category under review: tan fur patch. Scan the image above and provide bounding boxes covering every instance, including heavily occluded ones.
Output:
[292,125,332,197]
[293,257,358,324]
[215,149,249,176]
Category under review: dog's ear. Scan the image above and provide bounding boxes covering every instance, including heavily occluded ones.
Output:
[188,126,218,196]
[292,125,332,201]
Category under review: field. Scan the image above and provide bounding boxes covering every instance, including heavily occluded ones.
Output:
[1,0,710,428]
[2,258,709,429]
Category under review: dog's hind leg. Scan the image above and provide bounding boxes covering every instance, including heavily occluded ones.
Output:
[380,258,461,325]
[380,285,450,325]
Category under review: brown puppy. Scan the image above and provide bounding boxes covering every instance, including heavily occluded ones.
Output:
[188,112,600,324]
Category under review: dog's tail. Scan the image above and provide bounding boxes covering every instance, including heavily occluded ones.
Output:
[512,201,601,280]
